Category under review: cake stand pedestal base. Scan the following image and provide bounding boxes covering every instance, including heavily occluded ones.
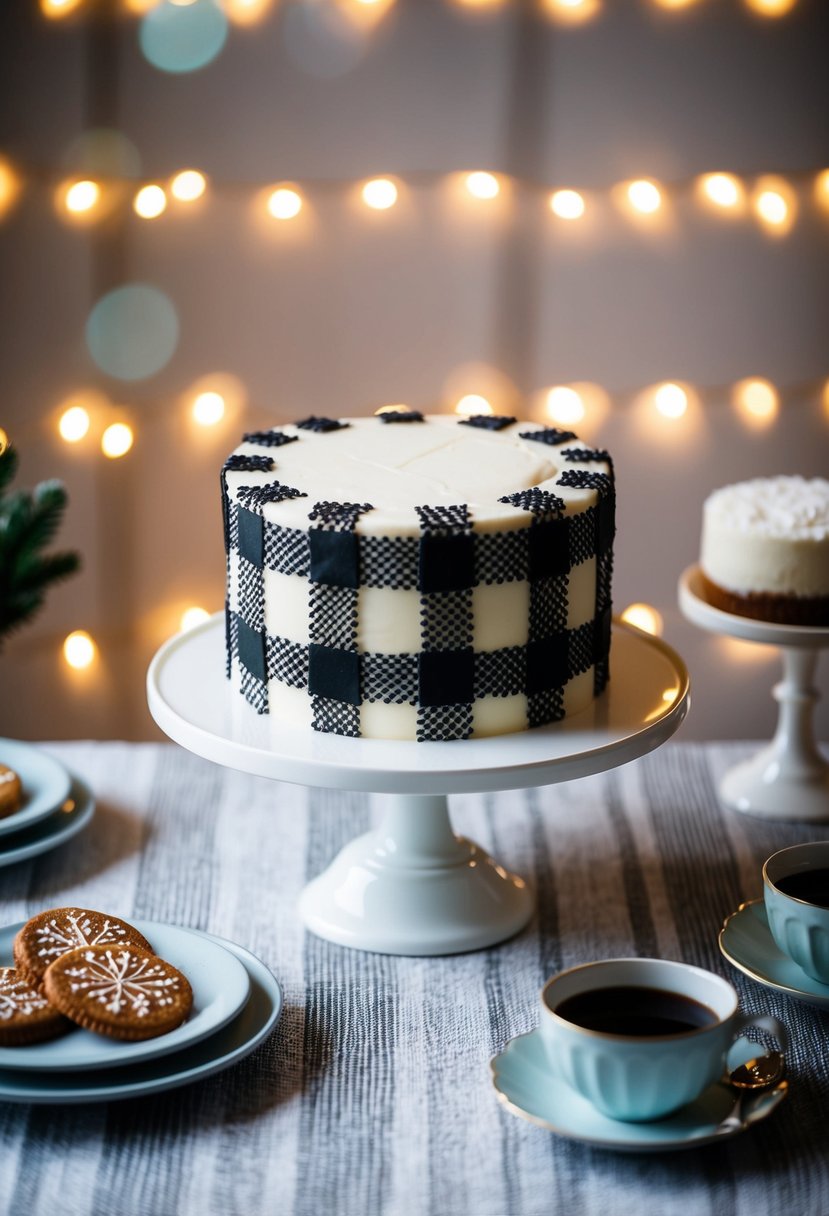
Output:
[679,566,829,824]
[298,793,533,955]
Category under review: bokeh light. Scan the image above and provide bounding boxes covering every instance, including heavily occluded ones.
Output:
[653,383,688,419]
[743,0,797,15]
[86,284,179,381]
[752,176,796,234]
[627,179,662,214]
[455,394,493,416]
[192,391,226,425]
[465,171,500,200]
[181,606,210,630]
[362,178,398,210]
[541,0,601,24]
[545,386,585,425]
[815,169,829,212]
[170,169,206,201]
[733,378,779,426]
[65,180,100,214]
[697,172,744,211]
[374,404,411,415]
[549,189,585,220]
[223,0,274,22]
[620,603,663,636]
[133,184,167,218]
[139,0,229,73]
[63,631,96,670]
[58,405,91,443]
[41,0,85,16]
[0,428,8,455]
[267,186,303,219]
[101,423,134,459]
[0,158,21,220]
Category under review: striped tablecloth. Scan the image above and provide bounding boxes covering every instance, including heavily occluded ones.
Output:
[1,740,827,1216]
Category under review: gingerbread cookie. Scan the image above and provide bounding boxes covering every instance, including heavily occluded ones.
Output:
[0,967,69,1046]
[43,943,193,1041]
[13,908,154,987]
[0,764,22,819]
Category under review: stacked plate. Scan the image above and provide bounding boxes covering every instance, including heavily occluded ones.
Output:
[0,918,283,1103]
[0,739,94,868]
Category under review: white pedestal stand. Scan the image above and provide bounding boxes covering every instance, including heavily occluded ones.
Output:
[679,565,829,823]
[148,616,688,955]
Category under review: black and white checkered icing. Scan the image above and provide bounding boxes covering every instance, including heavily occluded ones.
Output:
[224,426,615,738]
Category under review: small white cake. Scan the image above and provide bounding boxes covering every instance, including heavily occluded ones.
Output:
[221,412,615,740]
[700,475,829,626]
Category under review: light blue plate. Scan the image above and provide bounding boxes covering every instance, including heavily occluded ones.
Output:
[0,934,282,1103]
[0,739,72,837]
[0,919,251,1071]
[0,777,95,868]
[720,898,829,1011]
[491,1028,785,1152]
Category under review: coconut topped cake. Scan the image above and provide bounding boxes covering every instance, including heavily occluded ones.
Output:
[700,475,829,626]
[221,412,615,740]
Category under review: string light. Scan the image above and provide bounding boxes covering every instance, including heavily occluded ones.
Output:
[653,383,688,419]
[752,176,796,234]
[133,184,167,219]
[362,178,398,210]
[697,172,744,211]
[0,428,8,455]
[620,604,663,636]
[541,0,601,23]
[743,0,797,14]
[63,631,96,670]
[549,189,585,220]
[733,377,778,426]
[465,171,500,200]
[815,169,829,211]
[180,606,210,630]
[222,0,274,22]
[101,422,134,458]
[58,405,91,443]
[192,391,226,426]
[64,179,99,214]
[626,179,662,214]
[41,0,85,16]
[0,159,20,219]
[170,169,206,202]
[455,394,492,416]
[545,386,585,425]
[267,186,303,219]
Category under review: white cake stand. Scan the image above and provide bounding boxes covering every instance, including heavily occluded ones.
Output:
[147,616,688,955]
[679,565,829,823]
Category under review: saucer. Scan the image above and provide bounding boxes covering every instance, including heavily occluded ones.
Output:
[0,739,72,837]
[719,898,829,1011]
[0,919,251,1071]
[0,935,282,1103]
[490,1028,786,1152]
[0,777,94,868]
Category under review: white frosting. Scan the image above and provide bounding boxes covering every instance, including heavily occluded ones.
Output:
[701,476,829,598]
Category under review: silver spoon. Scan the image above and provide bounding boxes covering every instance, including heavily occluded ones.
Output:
[716,1051,786,1134]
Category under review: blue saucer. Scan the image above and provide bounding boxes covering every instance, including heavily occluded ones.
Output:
[490,1029,786,1152]
[0,739,72,837]
[720,898,829,1011]
[0,777,94,868]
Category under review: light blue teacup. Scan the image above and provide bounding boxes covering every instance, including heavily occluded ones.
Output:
[764,842,829,984]
[540,958,786,1123]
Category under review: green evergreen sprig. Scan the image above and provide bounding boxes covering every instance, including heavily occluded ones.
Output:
[0,443,81,646]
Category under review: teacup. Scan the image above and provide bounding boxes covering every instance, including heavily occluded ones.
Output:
[764,842,829,984]
[539,957,787,1123]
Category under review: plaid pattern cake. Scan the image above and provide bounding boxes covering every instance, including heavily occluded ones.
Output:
[222,413,615,740]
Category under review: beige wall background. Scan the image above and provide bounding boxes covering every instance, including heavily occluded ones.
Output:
[1,0,827,744]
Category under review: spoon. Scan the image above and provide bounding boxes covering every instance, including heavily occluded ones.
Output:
[716,1051,786,1134]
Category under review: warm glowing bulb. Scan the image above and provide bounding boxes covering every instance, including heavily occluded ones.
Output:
[620,603,663,636]
[542,0,600,21]
[63,630,96,670]
[374,404,410,414]
[654,383,688,419]
[192,391,226,426]
[755,190,787,226]
[223,0,273,19]
[267,187,303,220]
[549,189,585,220]
[58,406,90,443]
[362,178,398,210]
[744,0,797,15]
[170,170,206,202]
[181,606,210,631]
[545,386,585,425]
[0,160,20,218]
[627,180,662,214]
[733,378,778,424]
[0,428,8,455]
[465,171,500,200]
[65,180,100,214]
[699,173,742,209]
[815,169,829,210]
[41,0,84,16]
[133,185,167,219]
[101,423,134,458]
[455,394,492,416]
[823,379,829,424]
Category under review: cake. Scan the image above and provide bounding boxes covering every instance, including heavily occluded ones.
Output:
[700,475,829,626]
[221,412,615,740]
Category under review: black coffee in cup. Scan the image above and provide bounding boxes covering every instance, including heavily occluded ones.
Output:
[554,985,719,1037]
[774,868,829,908]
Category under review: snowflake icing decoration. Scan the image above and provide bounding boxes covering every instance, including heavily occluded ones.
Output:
[66,949,181,1017]
[35,910,131,961]
[0,976,49,1020]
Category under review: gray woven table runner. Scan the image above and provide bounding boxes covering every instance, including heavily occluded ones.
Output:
[0,741,826,1216]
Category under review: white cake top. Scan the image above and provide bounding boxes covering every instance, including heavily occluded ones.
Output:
[703,476,829,542]
[225,414,612,536]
